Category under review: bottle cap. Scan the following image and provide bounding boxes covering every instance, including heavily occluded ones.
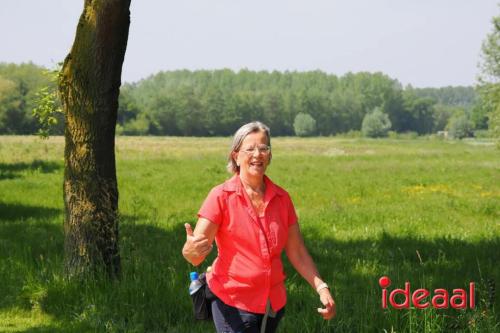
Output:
[190,272,199,281]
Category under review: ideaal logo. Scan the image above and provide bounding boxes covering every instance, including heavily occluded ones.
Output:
[379,276,475,309]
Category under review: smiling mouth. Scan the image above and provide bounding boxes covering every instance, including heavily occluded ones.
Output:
[250,162,264,167]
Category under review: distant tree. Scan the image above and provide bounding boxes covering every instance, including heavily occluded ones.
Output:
[478,10,500,142]
[203,86,227,135]
[299,88,329,135]
[401,92,436,134]
[362,107,392,138]
[412,86,477,108]
[447,115,474,139]
[174,87,206,136]
[58,0,131,278]
[122,113,150,135]
[433,105,464,132]
[294,113,317,136]
[262,91,286,134]
[148,95,180,135]
[470,94,490,130]
[381,87,405,129]
[118,85,141,126]
[330,88,364,133]
[0,77,23,133]
[0,63,51,134]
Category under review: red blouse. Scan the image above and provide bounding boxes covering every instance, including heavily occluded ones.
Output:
[198,174,298,313]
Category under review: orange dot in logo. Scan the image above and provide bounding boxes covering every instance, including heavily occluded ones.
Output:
[379,276,391,288]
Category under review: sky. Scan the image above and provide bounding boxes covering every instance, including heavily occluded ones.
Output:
[0,0,498,87]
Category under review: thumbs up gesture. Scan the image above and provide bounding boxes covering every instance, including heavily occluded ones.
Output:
[185,223,194,237]
[182,223,213,265]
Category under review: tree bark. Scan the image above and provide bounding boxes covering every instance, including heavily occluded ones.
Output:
[59,0,131,278]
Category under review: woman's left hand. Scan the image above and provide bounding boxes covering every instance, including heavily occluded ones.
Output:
[317,288,336,320]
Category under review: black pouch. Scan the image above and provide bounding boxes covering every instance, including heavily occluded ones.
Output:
[191,272,216,320]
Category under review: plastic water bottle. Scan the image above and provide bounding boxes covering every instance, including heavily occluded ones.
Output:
[189,272,203,295]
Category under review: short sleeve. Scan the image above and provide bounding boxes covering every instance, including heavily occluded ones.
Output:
[197,186,224,225]
[286,193,298,226]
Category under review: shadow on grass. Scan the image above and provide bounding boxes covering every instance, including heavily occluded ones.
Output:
[0,210,213,332]
[1,209,498,332]
[0,202,61,222]
[0,160,61,180]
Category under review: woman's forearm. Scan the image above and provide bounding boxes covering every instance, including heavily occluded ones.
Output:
[289,247,325,290]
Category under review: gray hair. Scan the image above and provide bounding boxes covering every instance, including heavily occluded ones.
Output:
[227,121,271,174]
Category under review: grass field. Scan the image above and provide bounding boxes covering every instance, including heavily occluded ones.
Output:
[0,136,498,332]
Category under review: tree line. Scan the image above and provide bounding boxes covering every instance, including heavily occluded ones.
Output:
[0,62,487,137]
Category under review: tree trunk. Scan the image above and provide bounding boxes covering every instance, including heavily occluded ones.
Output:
[59,0,131,278]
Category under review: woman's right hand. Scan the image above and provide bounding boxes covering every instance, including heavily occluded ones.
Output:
[182,223,213,265]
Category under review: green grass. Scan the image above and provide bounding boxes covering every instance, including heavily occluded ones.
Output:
[0,136,498,332]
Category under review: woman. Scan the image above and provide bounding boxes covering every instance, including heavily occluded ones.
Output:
[182,122,335,332]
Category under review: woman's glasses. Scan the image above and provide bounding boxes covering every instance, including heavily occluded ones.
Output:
[239,145,271,155]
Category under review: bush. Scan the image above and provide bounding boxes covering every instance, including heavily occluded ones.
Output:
[336,130,362,138]
[387,131,398,139]
[473,129,492,138]
[122,114,150,135]
[398,131,419,139]
[115,124,124,136]
[293,113,316,137]
[361,107,392,138]
[448,115,474,139]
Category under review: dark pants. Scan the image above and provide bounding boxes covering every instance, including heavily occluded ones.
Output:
[211,298,285,333]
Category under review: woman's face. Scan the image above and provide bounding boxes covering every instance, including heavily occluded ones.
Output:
[233,131,271,178]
